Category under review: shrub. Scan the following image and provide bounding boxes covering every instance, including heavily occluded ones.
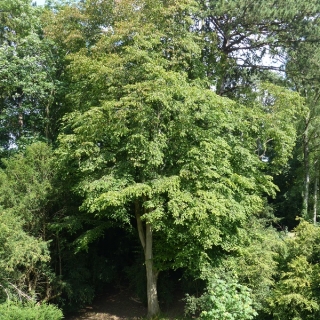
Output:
[185,275,257,320]
[0,301,63,320]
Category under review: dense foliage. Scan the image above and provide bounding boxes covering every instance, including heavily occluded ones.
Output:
[1,0,320,319]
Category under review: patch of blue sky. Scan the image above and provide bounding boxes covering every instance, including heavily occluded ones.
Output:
[34,0,46,5]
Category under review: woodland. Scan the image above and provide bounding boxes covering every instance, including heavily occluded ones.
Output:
[1,0,320,319]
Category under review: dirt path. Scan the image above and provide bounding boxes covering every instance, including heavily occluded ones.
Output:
[66,289,185,320]
[67,290,147,320]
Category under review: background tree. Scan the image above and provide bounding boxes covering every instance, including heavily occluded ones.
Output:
[285,41,320,222]
[0,142,61,304]
[0,209,50,302]
[0,0,57,150]
[196,0,320,97]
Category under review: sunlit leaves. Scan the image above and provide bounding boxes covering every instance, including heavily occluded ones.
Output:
[266,221,320,319]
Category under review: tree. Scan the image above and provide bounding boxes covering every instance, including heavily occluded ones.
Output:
[55,0,303,316]
[0,209,50,302]
[0,142,58,302]
[196,0,320,97]
[0,0,56,149]
[284,41,320,221]
[0,142,56,238]
[194,0,320,225]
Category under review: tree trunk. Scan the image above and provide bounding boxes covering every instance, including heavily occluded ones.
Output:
[145,222,160,318]
[17,95,23,138]
[135,201,160,318]
[314,159,318,225]
[303,116,310,218]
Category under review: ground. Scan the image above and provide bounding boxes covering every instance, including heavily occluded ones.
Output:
[66,288,186,320]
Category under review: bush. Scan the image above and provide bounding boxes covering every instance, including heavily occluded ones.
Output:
[185,274,257,320]
[0,301,63,320]
[267,220,320,319]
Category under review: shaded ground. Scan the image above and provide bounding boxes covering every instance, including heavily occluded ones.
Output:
[66,289,185,320]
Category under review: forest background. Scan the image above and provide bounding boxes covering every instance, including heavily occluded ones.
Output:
[1,0,320,319]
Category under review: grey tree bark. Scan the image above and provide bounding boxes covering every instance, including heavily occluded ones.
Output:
[135,201,160,318]
[145,223,160,318]
[303,115,310,218]
[313,159,318,225]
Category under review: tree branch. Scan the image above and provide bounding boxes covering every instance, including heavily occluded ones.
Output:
[135,200,146,254]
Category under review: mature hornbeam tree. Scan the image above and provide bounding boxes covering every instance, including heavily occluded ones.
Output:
[54,0,303,316]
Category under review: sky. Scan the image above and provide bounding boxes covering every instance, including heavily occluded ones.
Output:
[35,0,46,5]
